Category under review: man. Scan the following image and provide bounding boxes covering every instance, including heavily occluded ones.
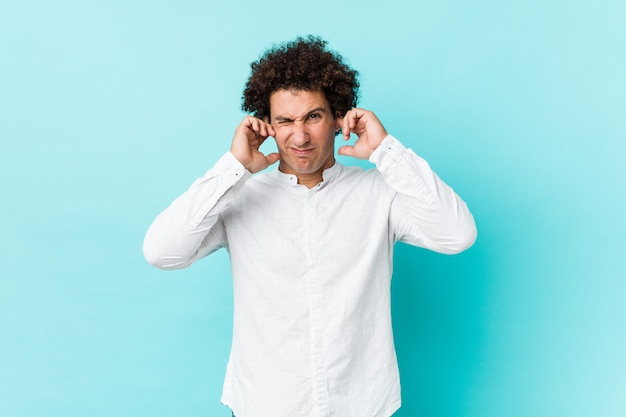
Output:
[144,36,476,417]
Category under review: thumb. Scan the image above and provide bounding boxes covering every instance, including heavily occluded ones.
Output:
[337,145,355,157]
[265,152,281,165]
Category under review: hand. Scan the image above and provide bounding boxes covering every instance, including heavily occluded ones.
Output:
[337,108,388,160]
[230,116,280,173]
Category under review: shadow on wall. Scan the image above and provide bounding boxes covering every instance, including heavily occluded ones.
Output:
[391,239,488,417]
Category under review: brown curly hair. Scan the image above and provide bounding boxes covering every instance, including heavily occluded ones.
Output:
[242,36,359,121]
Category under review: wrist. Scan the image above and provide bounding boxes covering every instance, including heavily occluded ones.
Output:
[368,135,394,163]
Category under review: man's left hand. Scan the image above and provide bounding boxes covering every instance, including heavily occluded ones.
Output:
[337,108,388,160]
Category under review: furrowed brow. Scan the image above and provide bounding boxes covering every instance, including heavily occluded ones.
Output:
[274,107,329,123]
[305,107,328,117]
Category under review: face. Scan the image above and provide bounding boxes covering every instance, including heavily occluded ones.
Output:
[269,89,341,185]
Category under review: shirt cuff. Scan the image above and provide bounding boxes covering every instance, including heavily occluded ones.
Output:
[369,135,404,165]
[204,152,249,183]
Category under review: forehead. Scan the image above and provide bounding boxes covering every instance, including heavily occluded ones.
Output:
[269,89,331,118]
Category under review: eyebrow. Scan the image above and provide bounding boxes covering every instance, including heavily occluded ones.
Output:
[274,107,328,122]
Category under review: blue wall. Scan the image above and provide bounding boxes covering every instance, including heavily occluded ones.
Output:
[1,1,624,416]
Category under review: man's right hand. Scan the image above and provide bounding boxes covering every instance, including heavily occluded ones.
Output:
[230,116,280,173]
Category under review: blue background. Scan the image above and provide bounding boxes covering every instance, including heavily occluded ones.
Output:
[1,1,625,416]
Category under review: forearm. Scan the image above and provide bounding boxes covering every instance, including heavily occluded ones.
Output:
[370,135,477,254]
[143,152,250,269]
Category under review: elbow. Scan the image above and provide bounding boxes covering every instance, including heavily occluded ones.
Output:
[143,238,194,271]
[444,216,478,255]
[142,242,172,270]
[143,246,168,270]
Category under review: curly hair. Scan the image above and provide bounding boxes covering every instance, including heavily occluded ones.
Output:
[242,36,359,121]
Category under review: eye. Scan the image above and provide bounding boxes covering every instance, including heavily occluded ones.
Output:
[308,113,322,121]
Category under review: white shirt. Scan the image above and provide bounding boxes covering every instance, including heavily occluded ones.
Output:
[143,135,477,417]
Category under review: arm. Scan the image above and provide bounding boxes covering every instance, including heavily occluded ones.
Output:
[370,136,477,254]
[143,152,248,269]
[338,109,477,254]
[143,116,279,270]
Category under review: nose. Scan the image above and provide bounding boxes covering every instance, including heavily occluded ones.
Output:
[291,121,309,147]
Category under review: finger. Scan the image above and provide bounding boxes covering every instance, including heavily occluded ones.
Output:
[260,120,273,137]
[262,117,275,137]
[349,108,363,130]
[259,120,267,137]
[253,117,271,138]
[265,152,280,166]
[266,122,276,137]
[337,145,355,157]
[251,117,263,136]
[344,108,364,139]
[342,111,353,140]
[239,116,254,134]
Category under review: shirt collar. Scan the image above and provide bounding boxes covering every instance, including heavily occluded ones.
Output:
[269,161,343,191]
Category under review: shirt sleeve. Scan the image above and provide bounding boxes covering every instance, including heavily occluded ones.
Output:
[143,152,250,270]
[369,135,477,254]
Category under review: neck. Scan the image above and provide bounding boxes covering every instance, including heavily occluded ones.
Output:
[296,172,324,189]
[279,158,335,189]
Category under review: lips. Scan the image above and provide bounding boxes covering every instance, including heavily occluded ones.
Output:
[290,148,314,155]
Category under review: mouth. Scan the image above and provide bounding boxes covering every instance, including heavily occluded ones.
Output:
[290,148,314,156]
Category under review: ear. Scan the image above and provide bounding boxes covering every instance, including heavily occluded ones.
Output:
[334,111,342,134]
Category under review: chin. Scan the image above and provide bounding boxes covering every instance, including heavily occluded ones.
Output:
[286,160,318,173]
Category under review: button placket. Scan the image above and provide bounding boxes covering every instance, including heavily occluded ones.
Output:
[304,192,332,416]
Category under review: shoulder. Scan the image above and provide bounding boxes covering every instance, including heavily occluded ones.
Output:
[338,164,385,184]
[333,164,393,199]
